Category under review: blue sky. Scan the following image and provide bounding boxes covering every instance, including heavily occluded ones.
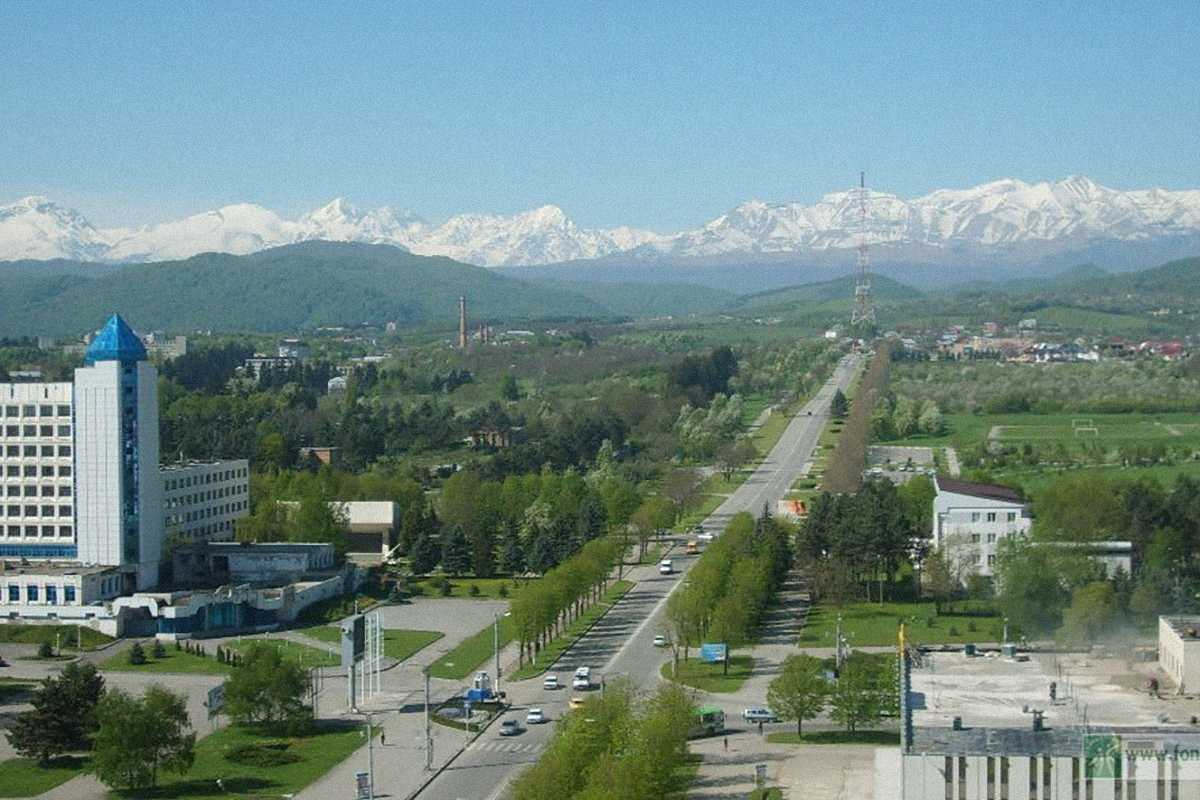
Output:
[1,1,1197,230]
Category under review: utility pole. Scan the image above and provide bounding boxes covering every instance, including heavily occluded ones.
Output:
[850,171,876,327]
[493,613,501,698]
[424,667,433,771]
[365,712,375,800]
[835,613,846,671]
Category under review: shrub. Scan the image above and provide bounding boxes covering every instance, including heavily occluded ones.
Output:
[152,641,166,659]
[37,641,54,659]
[948,626,960,637]
[438,578,453,597]
[174,640,182,652]
[498,584,509,599]
[468,584,480,597]
[223,742,303,767]
[967,620,978,633]
[128,643,146,665]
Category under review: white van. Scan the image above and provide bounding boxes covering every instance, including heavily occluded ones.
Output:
[659,559,674,575]
[572,666,591,690]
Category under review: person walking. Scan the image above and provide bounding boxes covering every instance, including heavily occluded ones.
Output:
[380,730,387,746]
[723,735,728,752]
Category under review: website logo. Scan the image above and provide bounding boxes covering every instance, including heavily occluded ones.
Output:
[1084,733,1122,778]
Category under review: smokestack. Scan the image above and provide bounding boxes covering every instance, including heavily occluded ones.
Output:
[458,296,468,350]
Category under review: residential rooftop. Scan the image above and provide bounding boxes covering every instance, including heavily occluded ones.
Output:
[935,476,1025,504]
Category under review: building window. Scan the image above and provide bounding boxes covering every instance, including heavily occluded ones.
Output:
[24,505,37,517]
[971,534,981,543]
[58,486,71,497]
[987,512,997,522]
[46,585,56,605]
[39,425,53,436]
[23,425,36,436]
[41,505,55,517]
[57,425,71,437]
[41,526,55,537]
[7,585,17,602]
[987,533,997,543]
[4,405,16,417]
[988,554,996,568]
[57,405,70,417]
[58,466,71,477]
[1007,512,1017,522]
[58,526,72,537]
[26,585,38,602]
[971,512,981,522]
[64,586,75,603]
[58,506,71,517]
[39,405,52,417]
[59,445,71,457]
[22,405,34,417]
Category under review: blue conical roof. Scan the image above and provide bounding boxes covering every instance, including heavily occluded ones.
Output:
[85,314,147,364]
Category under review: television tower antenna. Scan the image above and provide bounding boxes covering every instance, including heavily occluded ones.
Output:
[851,171,876,326]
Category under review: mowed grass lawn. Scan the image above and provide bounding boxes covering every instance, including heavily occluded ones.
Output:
[109,723,366,800]
[429,615,517,680]
[799,602,1004,647]
[409,576,528,599]
[661,654,754,693]
[509,580,635,681]
[889,411,1200,451]
[101,637,340,674]
[0,756,89,797]
[300,626,443,662]
[226,638,340,668]
[0,624,114,650]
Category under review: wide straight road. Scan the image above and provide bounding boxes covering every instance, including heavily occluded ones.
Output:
[418,354,862,800]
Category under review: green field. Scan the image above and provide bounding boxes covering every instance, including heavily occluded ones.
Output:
[661,655,754,693]
[227,638,340,668]
[429,615,517,680]
[0,624,114,650]
[300,626,443,662]
[890,411,1200,451]
[509,580,634,681]
[799,602,1004,647]
[110,722,366,800]
[0,756,89,797]
[99,647,231,675]
[409,576,526,599]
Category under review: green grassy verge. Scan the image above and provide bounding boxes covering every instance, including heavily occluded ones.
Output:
[99,647,230,675]
[429,615,517,680]
[409,576,527,599]
[766,729,900,745]
[300,626,443,662]
[227,638,340,668]
[661,655,754,693]
[747,788,784,800]
[294,586,389,626]
[798,601,1003,646]
[0,756,89,797]
[0,624,114,650]
[509,580,635,681]
[108,723,366,800]
[0,677,40,703]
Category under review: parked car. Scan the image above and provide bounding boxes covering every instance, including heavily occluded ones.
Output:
[653,634,668,647]
[659,559,674,575]
[742,707,778,723]
[543,674,559,690]
[499,719,523,736]
[526,708,546,724]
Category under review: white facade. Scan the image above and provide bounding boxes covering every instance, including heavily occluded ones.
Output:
[75,359,164,590]
[0,382,76,557]
[1,563,122,609]
[162,460,249,543]
[1160,616,1200,693]
[932,477,1031,578]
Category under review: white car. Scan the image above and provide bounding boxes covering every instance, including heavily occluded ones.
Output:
[742,707,778,723]
[653,635,668,647]
[697,531,715,543]
[543,674,559,690]
[526,708,546,724]
[573,666,592,690]
[658,559,674,575]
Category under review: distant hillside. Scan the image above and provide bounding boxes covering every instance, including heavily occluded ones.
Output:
[523,278,736,317]
[734,273,924,311]
[0,242,613,336]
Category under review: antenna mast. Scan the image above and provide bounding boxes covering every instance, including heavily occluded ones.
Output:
[851,171,876,326]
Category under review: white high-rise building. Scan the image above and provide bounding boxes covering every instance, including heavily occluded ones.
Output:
[73,315,164,591]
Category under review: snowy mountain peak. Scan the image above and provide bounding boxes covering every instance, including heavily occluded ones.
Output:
[2,176,1199,267]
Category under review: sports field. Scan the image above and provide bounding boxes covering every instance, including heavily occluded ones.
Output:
[892,412,1200,452]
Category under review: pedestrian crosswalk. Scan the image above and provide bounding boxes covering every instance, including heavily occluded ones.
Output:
[470,739,544,755]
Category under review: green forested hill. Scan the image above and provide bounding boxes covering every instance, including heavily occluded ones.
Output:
[734,273,924,311]
[0,242,613,335]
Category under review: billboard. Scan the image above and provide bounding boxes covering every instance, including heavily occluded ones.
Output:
[699,643,727,663]
[342,615,366,667]
[206,684,225,719]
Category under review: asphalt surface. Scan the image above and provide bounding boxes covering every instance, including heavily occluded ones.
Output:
[418,354,862,800]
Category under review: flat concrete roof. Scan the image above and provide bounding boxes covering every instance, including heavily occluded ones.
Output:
[912,650,1192,733]
[0,561,115,577]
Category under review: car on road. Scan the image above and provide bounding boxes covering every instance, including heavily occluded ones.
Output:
[658,559,674,575]
[685,540,699,554]
[573,666,592,689]
[569,696,586,710]
[499,719,523,736]
[653,634,668,647]
[526,708,546,724]
[691,524,705,535]
[697,531,715,543]
[742,707,778,723]
[542,674,559,690]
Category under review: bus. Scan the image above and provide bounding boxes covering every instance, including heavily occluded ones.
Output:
[688,705,726,739]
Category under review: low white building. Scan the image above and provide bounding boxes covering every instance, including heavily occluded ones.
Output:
[1,561,123,609]
[932,477,1032,578]
[1160,616,1200,693]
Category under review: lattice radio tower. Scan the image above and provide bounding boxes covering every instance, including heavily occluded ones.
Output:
[851,171,876,326]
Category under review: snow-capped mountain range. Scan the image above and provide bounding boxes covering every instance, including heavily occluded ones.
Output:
[3,176,1199,267]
